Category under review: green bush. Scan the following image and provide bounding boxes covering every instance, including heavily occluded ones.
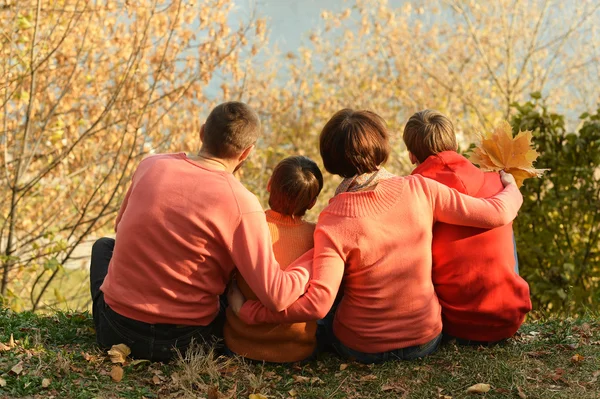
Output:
[511,97,600,313]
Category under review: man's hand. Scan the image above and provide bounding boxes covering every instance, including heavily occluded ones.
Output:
[500,170,516,187]
[227,280,246,315]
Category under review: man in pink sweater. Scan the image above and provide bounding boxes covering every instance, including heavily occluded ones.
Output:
[89,102,311,361]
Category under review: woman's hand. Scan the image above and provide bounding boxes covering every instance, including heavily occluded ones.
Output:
[227,280,246,315]
[500,170,516,187]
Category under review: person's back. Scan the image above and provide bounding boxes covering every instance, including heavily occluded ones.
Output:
[224,156,323,363]
[102,152,261,325]
[403,110,532,342]
[230,109,523,365]
[90,102,312,361]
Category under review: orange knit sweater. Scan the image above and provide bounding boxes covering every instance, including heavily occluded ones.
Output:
[223,210,317,363]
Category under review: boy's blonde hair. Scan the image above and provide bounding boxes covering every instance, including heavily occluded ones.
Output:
[402,110,457,163]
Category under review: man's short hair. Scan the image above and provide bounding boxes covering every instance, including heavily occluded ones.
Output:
[319,109,390,178]
[269,156,323,217]
[202,102,261,158]
[402,109,457,163]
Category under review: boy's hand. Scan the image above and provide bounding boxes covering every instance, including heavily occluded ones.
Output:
[500,170,516,187]
[228,280,246,315]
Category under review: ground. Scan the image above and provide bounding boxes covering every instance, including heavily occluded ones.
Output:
[0,309,599,399]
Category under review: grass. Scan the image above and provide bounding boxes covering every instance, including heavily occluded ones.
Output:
[1,309,599,399]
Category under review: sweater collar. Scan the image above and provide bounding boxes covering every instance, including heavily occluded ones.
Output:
[411,151,485,195]
[265,209,305,226]
[324,176,406,217]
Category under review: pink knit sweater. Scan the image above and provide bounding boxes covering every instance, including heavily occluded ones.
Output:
[101,153,310,326]
[238,175,523,353]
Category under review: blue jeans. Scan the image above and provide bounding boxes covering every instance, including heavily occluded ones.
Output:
[332,333,442,364]
[513,233,519,274]
[317,305,442,364]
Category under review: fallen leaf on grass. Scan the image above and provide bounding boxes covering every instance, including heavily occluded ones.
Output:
[107,344,131,364]
[339,363,348,371]
[0,342,10,351]
[288,389,298,397]
[292,375,310,383]
[263,371,278,380]
[152,375,161,385]
[9,333,15,347]
[248,394,267,399]
[0,377,6,387]
[208,385,220,399]
[219,365,239,375]
[359,374,378,382]
[382,382,407,395]
[550,368,565,382]
[10,362,23,375]
[41,378,51,388]
[310,376,324,384]
[110,365,124,382]
[571,354,585,363]
[517,386,527,399]
[466,383,490,394]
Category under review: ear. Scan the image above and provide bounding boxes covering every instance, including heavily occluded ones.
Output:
[409,152,419,165]
[238,144,254,163]
[266,176,272,193]
[199,124,205,143]
[307,198,317,210]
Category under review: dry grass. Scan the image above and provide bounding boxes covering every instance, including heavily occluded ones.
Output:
[1,309,599,399]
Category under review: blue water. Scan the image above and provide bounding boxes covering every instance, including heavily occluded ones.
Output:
[232,0,349,52]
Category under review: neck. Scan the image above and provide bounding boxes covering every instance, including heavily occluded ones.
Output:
[189,150,238,173]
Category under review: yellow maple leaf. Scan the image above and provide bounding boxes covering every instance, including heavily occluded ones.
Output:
[107,344,131,364]
[468,121,548,187]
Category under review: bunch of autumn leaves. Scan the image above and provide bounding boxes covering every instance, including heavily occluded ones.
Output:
[469,121,548,187]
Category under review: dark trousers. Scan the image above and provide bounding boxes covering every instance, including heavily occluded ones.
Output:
[317,303,441,364]
[90,237,225,362]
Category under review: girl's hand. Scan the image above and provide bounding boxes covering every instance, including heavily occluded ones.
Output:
[500,170,516,187]
[227,280,246,315]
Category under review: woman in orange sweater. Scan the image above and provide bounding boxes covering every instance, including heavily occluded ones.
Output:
[224,156,323,363]
[229,109,523,363]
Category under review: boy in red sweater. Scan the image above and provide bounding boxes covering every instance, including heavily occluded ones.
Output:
[403,110,532,344]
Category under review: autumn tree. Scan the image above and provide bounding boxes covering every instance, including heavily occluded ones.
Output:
[226,0,600,226]
[0,0,266,310]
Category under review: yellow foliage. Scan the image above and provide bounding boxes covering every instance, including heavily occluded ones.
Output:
[469,121,548,187]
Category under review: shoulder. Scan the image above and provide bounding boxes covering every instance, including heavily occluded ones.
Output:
[141,152,184,164]
[476,171,504,196]
[226,176,263,214]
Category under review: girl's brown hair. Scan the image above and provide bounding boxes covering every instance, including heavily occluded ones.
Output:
[268,156,323,217]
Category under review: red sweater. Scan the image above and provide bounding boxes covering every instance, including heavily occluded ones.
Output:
[238,175,523,353]
[412,151,532,341]
[100,153,310,326]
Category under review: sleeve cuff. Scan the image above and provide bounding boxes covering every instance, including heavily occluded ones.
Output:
[238,301,258,325]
